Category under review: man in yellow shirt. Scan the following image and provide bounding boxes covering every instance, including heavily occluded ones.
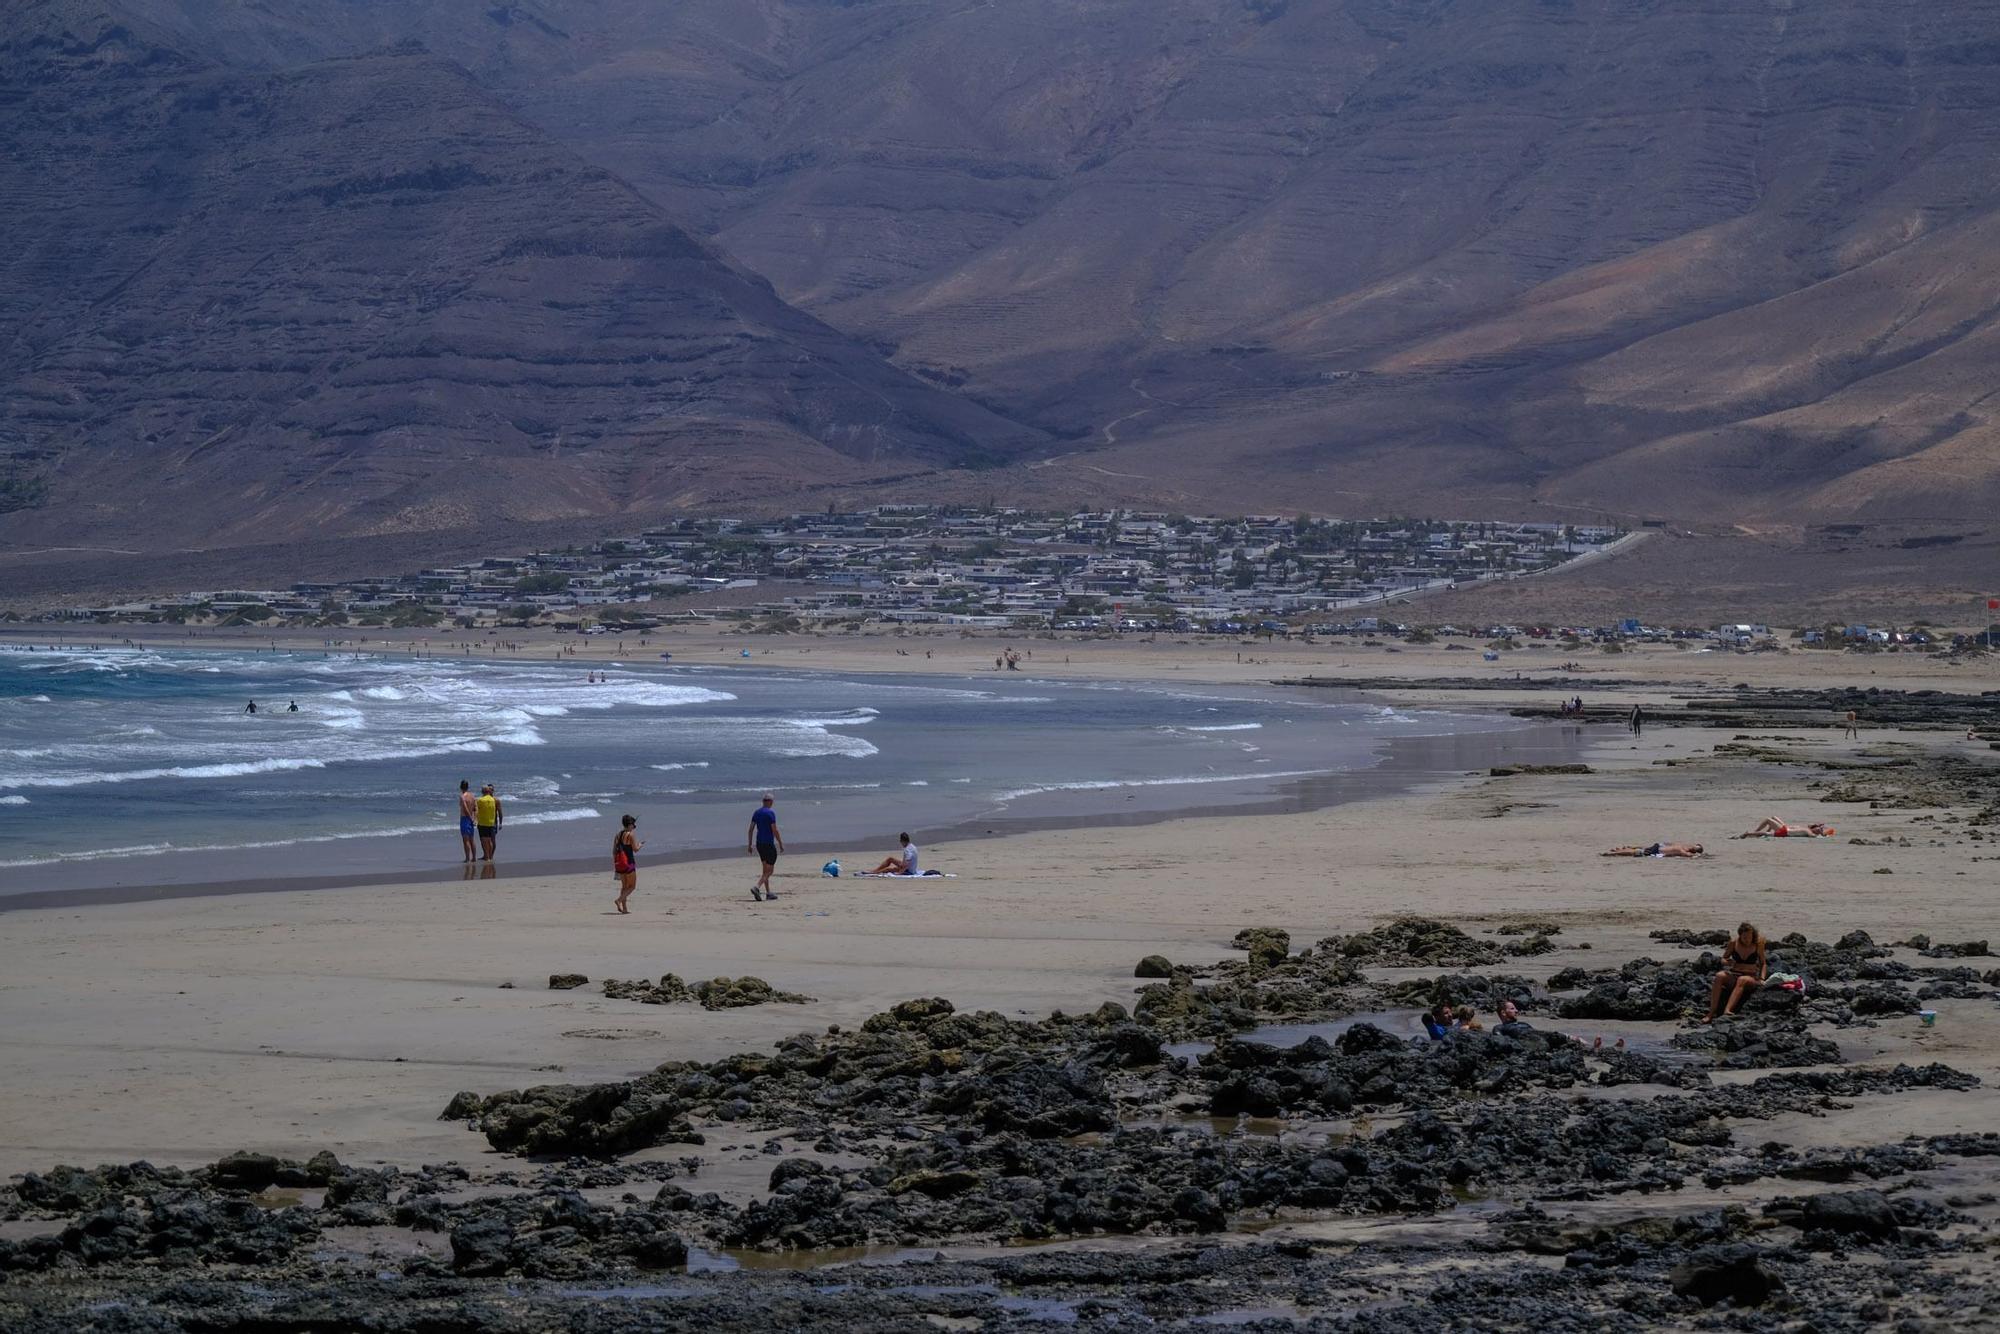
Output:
[475,784,503,862]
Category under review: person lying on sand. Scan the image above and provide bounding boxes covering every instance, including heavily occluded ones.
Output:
[1702,921,1768,1022]
[1737,817,1833,839]
[1602,842,1705,858]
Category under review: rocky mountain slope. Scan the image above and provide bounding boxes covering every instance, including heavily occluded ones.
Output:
[0,3,1043,553]
[7,0,2000,572]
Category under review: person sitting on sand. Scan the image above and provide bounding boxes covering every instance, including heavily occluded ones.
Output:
[867,833,919,876]
[1702,922,1768,1023]
[1737,817,1833,839]
[1602,842,1705,858]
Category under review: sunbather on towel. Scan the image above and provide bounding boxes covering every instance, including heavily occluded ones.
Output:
[867,833,919,876]
[1603,842,1705,858]
[1737,817,1832,839]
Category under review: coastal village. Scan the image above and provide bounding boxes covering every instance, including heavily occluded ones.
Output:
[45,509,1630,635]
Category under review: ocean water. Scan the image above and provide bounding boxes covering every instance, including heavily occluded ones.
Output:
[0,647,1548,898]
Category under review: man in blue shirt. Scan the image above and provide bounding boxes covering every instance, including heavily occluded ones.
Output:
[748,793,783,901]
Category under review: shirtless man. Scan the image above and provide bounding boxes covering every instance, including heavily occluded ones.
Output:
[457,779,478,863]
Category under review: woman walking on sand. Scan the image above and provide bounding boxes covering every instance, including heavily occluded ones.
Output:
[612,814,643,913]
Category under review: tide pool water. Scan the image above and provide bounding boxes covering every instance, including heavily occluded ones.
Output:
[0,647,1543,897]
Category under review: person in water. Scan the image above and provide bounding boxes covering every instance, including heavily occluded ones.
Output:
[287,700,299,712]
[475,784,502,862]
[244,700,257,714]
[867,833,919,876]
[748,794,782,901]
[612,814,644,913]
[1737,817,1832,838]
[457,780,478,863]
[1492,998,1537,1039]
[1422,1001,1456,1040]
[1703,922,1768,1022]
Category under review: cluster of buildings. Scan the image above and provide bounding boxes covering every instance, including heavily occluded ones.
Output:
[47,510,1625,632]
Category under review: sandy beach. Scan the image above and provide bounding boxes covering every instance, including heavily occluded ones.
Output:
[3,642,1995,1171]
[4,638,1998,1327]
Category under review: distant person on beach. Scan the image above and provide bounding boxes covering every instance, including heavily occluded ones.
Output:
[1737,817,1833,839]
[1843,709,1858,739]
[1628,704,1644,736]
[612,814,643,913]
[1602,842,1705,858]
[475,784,502,861]
[868,833,919,875]
[457,780,478,863]
[1703,922,1768,1022]
[748,794,783,901]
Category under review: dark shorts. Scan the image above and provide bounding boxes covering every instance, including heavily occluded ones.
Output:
[478,825,497,839]
[460,816,475,837]
[756,841,778,866]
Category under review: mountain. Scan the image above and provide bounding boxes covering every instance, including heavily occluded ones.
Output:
[8,0,2000,589]
[0,3,1044,557]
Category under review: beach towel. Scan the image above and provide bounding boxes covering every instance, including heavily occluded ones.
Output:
[854,870,955,878]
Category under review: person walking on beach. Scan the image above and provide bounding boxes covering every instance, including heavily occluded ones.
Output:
[748,794,783,901]
[1628,704,1644,736]
[457,780,478,863]
[612,814,643,913]
[1843,708,1858,739]
[475,783,503,861]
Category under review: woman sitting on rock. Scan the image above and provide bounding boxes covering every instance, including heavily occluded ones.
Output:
[1702,922,1769,1023]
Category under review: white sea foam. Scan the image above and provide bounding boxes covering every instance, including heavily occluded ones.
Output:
[1184,723,1263,732]
[992,768,1331,805]
[650,762,710,771]
[0,739,498,791]
[512,775,563,800]
[0,795,27,806]
[0,806,603,868]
